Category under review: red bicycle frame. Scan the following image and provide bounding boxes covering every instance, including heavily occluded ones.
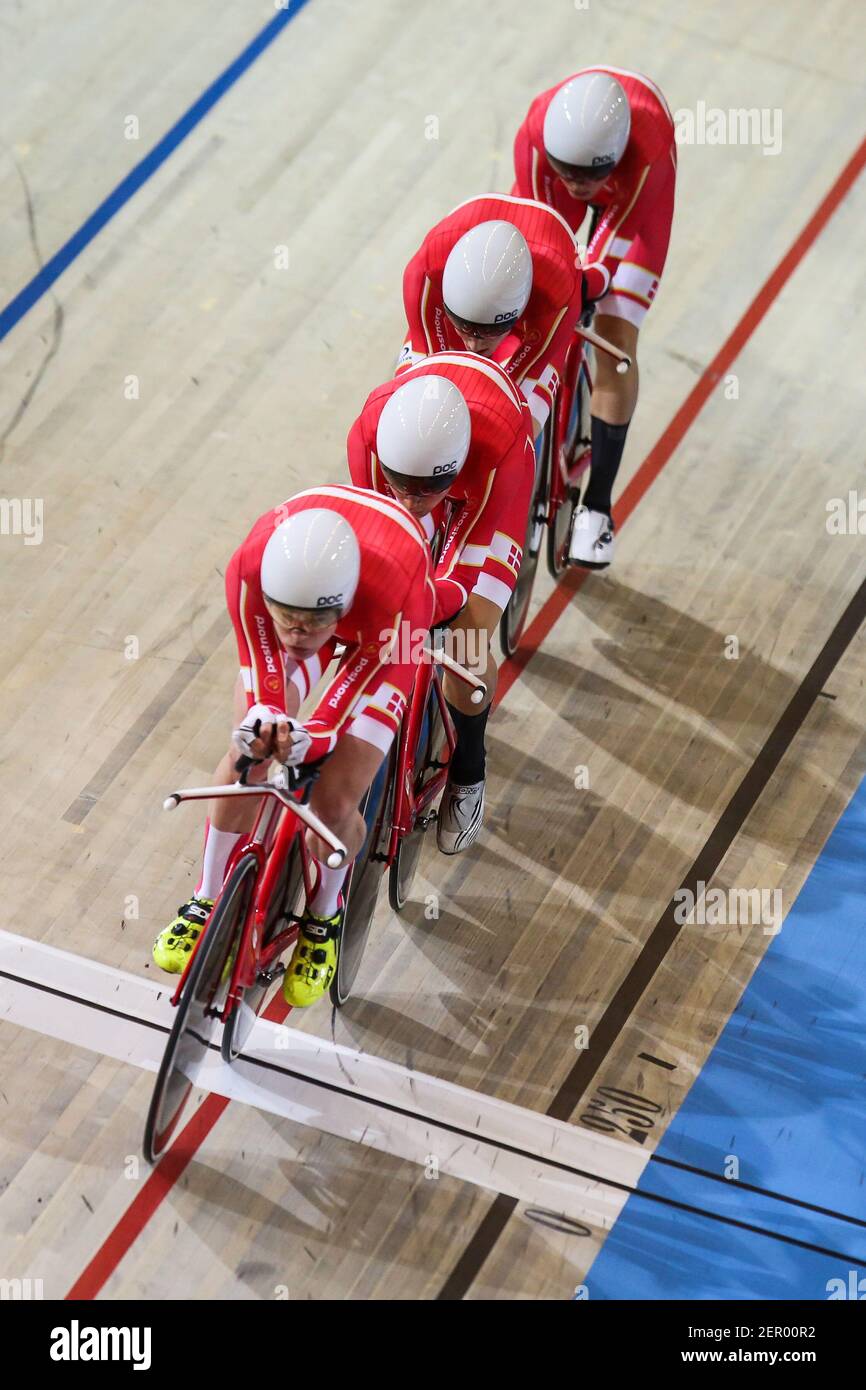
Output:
[384,656,455,862]
[167,774,321,1015]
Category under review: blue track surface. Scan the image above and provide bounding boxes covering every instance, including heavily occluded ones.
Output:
[584,778,866,1300]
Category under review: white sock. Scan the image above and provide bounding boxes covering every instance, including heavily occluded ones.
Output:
[309,860,349,919]
[196,821,242,901]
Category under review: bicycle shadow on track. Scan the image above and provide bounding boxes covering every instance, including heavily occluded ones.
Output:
[329,755,686,1089]
[159,1143,453,1296]
[325,575,861,1090]
[515,575,855,837]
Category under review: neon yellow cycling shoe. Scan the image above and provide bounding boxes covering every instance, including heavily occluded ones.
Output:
[282,906,342,1007]
[152,897,214,974]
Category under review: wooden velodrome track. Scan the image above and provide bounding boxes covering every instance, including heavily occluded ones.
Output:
[1,0,864,1300]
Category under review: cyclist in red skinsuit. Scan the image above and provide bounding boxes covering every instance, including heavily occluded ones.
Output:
[349,355,535,623]
[152,485,435,1009]
[398,193,585,437]
[513,67,676,570]
[227,485,434,759]
[348,355,536,856]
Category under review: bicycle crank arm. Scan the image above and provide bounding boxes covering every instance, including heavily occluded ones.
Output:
[422,646,487,706]
[575,323,632,374]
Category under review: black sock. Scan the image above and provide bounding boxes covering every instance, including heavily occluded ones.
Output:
[446,702,490,785]
[582,416,631,516]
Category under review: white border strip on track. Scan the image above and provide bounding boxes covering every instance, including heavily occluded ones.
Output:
[0,930,648,1227]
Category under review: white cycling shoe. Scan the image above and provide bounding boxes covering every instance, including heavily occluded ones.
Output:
[437,778,485,855]
[568,506,616,570]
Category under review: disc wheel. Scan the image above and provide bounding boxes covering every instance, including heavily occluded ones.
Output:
[220,838,303,1063]
[547,362,591,580]
[330,754,392,1007]
[388,691,444,912]
[500,427,550,658]
[144,854,257,1163]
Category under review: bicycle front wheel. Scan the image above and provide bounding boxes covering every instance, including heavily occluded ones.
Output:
[330,752,392,1007]
[144,854,257,1162]
[221,838,303,1063]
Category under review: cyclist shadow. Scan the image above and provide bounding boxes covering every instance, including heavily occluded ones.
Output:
[167,1142,416,1283]
[332,745,678,1079]
[479,729,681,904]
[520,575,852,835]
[332,970,490,1070]
[331,575,857,1078]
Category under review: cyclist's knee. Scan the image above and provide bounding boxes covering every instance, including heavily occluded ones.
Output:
[313,787,356,830]
[594,314,639,352]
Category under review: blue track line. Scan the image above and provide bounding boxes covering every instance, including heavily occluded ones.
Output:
[0,0,313,343]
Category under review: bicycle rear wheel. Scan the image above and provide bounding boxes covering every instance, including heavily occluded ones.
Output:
[143,854,257,1163]
[330,752,392,1007]
[388,689,443,912]
[500,425,549,658]
[220,838,303,1063]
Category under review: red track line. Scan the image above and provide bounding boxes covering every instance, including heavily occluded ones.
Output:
[67,991,294,1301]
[498,132,866,705]
[65,131,866,1301]
[616,132,866,524]
[66,1095,231,1300]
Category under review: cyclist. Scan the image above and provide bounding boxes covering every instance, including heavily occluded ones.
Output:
[152,486,434,1008]
[512,67,677,569]
[397,194,585,440]
[348,357,535,853]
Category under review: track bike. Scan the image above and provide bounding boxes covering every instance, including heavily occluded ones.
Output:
[143,644,484,1162]
[500,315,633,657]
[143,758,346,1163]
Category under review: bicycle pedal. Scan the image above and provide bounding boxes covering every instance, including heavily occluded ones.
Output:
[257,964,285,985]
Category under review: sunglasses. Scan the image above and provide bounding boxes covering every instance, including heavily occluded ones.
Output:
[381,465,456,500]
[263,597,341,631]
[444,310,518,339]
[547,154,616,183]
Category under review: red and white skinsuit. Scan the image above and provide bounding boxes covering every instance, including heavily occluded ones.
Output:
[348,354,536,621]
[398,194,584,430]
[513,66,677,328]
[225,484,435,761]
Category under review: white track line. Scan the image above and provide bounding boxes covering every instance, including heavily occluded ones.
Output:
[0,930,648,1227]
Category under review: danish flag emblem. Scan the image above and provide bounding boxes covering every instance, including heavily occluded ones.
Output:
[386,690,405,718]
[506,543,521,574]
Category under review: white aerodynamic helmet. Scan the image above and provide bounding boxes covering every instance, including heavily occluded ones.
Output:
[376,374,471,497]
[442,220,533,331]
[543,71,631,178]
[260,507,361,615]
